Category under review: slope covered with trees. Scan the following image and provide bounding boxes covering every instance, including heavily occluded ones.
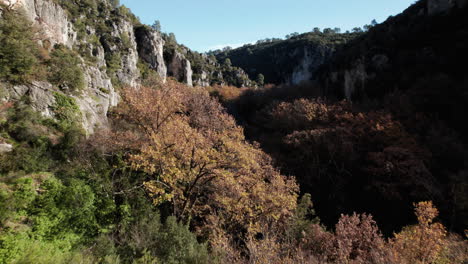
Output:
[212,31,360,85]
[0,0,467,263]
[215,0,468,238]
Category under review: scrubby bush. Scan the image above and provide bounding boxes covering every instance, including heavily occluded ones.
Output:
[50,92,82,131]
[0,9,41,83]
[47,45,85,92]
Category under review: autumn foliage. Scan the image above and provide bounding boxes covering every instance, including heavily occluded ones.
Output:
[105,80,298,241]
[227,201,466,264]
[390,201,448,264]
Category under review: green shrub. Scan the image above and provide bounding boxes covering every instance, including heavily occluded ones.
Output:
[0,9,40,83]
[121,32,132,51]
[51,92,82,132]
[105,52,122,75]
[47,45,85,92]
[0,105,55,173]
[153,216,209,264]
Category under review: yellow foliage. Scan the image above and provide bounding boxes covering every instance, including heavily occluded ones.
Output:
[115,80,298,239]
[391,201,447,264]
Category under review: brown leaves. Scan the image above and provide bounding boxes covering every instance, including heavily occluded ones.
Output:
[391,201,448,264]
[333,213,388,263]
[106,80,298,241]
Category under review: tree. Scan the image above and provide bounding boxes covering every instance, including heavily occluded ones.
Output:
[167,32,177,44]
[0,9,40,83]
[109,0,120,8]
[323,28,334,34]
[352,27,363,33]
[223,58,232,68]
[333,213,387,263]
[333,27,341,34]
[371,19,378,27]
[151,20,161,32]
[313,27,321,34]
[47,44,85,92]
[391,201,447,263]
[256,73,265,86]
[111,81,298,239]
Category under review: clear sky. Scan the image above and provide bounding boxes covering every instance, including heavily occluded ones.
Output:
[120,0,415,52]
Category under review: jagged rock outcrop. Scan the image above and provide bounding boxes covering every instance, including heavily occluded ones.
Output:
[215,33,356,85]
[168,51,193,86]
[2,78,117,134]
[135,26,167,81]
[317,0,467,107]
[110,19,140,87]
[342,60,368,99]
[1,0,257,134]
[0,143,12,153]
[194,71,210,87]
[9,81,56,118]
[3,0,76,48]
[0,0,123,134]
[290,46,333,85]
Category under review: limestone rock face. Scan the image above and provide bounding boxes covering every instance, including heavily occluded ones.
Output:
[2,0,248,133]
[5,76,118,135]
[194,71,210,87]
[3,0,77,48]
[10,81,56,118]
[290,46,332,85]
[135,26,167,82]
[343,60,368,100]
[80,66,119,134]
[0,143,13,153]
[168,51,193,86]
[111,19,140,87]
[0,0,122,134]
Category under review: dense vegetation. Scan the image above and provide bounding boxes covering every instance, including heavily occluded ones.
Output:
[162,34,254,87]
[0,8,42,83]
[315,0,468,233]
[0,0,467,263]
[213,32,359,84]
[1,82,467,263]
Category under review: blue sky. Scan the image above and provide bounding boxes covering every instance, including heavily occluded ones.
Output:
[121,0,416,52]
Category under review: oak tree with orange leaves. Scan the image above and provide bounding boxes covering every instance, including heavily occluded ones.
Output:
[110,80,298,240]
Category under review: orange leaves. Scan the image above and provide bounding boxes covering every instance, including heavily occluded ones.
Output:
[391,201,448,264]
[294,202,461,264]
[414,201,440,225]
[108,80,298,240]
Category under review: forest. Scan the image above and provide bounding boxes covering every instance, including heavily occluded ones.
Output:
[0,0,467,263]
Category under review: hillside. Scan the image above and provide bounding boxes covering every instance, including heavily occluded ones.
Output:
[0,0,467,263]
[221,0,468,236]
[213,32,359,85]
[0,0,255,133]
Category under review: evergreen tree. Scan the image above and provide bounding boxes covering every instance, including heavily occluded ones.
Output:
[0,9,40,83]
[152,20,161,32]
[224,58,232,68]
[256,73,265,86]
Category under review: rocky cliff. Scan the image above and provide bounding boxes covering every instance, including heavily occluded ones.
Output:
[135,25,167,81]
[0,0,254,135]
[214,33,357,85]
[319,0,468,102]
